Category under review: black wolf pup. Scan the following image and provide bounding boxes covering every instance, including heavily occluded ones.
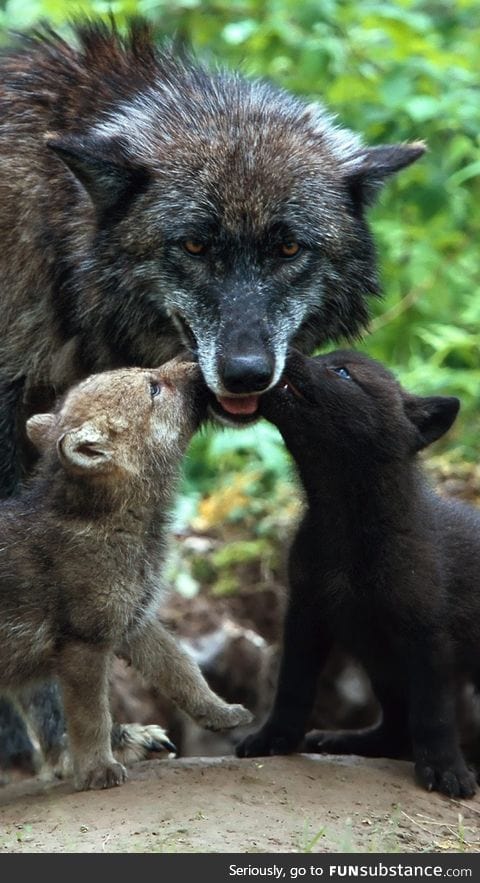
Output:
[237,350,478,798]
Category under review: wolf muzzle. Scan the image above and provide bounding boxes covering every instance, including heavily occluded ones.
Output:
[221,352,274,395]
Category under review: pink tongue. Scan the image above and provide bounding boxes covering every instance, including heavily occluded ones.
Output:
[217,395,259,416]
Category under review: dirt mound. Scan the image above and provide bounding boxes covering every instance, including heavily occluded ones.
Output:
[0,755,478,853]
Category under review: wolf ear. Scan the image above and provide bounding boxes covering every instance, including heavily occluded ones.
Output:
[404,395,460,452]
[57,422,114,474]
[26,413,56,453]
[344,142,426,205]
[47,135,150,214]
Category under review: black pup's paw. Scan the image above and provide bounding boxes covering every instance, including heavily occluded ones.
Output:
[303,731,371,755]
[303,731,335,753]
[236,727,299,758]
[415,760,477,799]
[303,726,407,760]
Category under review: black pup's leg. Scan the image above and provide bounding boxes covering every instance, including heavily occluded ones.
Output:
[17,682,67,775]
[304,688,410,759]
[236,595,331,758]
[237,521,333,759]
[407,639,475,799]
[0,698,38,776]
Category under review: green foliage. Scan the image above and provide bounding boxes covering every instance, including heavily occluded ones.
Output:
[1,0,478,521]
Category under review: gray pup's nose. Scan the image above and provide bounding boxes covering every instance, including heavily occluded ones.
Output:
[222,354,274,394]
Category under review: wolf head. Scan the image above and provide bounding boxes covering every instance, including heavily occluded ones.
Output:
[46,25,424,424]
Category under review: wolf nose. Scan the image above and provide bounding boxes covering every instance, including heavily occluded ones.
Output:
[222,354,274,394]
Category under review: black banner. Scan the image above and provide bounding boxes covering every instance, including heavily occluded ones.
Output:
[2,852,479,882]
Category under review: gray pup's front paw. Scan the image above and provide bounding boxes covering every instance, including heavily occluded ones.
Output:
[199,703,253,731]
[75,760,127,791]
[112,723,176,764]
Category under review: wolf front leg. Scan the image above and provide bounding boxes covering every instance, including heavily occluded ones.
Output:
[236,592,331,758]
[237,516,335,758]
[58,643,126,790]
[123,618,252,731]
[407,633,476,799]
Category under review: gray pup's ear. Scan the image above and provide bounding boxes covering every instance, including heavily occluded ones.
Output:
[404,395,460,452]
[26,413,57,452]
[343,142,426,205]
[57,422,114,474]
[46,134,150,214]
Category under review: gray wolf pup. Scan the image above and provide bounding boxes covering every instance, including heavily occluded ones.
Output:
[237,351,477,798]
[0,358,251,789]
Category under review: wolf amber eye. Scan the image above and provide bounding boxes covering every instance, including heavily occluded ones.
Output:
[280,241,301,259]
[331,366,351,380]
[150,381,161,398]
[184,240,206,256]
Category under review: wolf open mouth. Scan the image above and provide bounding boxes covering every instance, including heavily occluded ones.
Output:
[209,377,307,425]
[208,395,260,426]
[216,395,259,416]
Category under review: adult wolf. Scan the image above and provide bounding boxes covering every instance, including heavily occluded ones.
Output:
[0,20,423,770]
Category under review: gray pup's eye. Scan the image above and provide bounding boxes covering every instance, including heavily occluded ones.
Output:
[331,366,351,380]
[150,381,161,397]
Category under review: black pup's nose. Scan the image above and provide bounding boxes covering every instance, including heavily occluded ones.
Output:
[222,354,274,394]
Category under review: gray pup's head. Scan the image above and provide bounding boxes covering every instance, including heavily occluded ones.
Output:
[26,359,205,485]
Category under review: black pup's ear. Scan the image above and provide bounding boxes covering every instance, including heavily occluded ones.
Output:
[404,395,460,451]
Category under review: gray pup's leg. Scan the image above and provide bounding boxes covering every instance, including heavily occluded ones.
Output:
[124,619,253,731]
[58,643,126,791]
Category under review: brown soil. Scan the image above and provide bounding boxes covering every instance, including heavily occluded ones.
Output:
[0,754,479,854]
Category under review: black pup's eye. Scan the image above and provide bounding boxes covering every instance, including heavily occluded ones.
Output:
[331,366,351,380]
[150,381,161,398]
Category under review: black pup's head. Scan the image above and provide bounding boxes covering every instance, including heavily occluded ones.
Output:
[261,350,460,463]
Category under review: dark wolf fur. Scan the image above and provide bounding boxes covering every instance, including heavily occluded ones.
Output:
[237,350,479,798]
[0,18,423,769]
[0,19,425,483]
[0,358,251,789]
